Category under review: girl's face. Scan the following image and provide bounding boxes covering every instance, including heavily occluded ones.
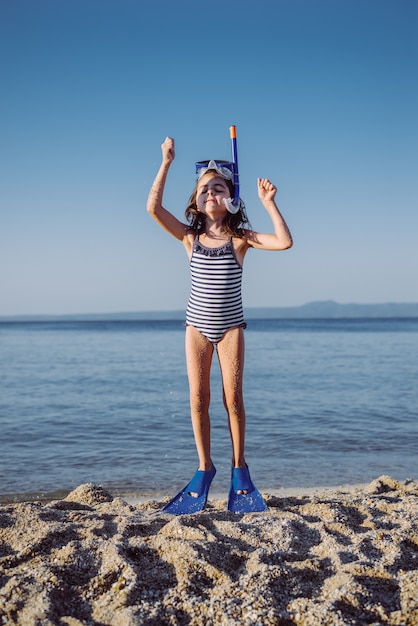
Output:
[195,173,230,214]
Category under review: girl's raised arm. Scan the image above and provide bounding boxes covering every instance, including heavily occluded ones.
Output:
[147,137,189,242]
[245,178,293,250]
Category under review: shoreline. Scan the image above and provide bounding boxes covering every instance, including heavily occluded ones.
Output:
[3,477,415,506]
[124,481,383,506]
[1,475,417,624]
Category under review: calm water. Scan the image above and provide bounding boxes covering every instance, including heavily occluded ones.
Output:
[0,318,417,500]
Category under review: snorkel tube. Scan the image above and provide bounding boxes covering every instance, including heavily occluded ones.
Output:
[224,125,241,214]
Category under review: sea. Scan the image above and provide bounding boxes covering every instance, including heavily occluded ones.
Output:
[0,318,417,502]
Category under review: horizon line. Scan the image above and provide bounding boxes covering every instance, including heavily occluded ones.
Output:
[1,300,418,320]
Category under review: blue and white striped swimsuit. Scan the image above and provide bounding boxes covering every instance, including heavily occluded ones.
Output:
[186,237,246,344]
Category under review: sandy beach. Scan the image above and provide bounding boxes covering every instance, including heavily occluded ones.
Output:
[0,475,417,625]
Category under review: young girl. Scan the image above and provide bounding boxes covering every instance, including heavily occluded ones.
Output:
[147,137,293,515]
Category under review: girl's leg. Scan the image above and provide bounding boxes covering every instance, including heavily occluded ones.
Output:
[185,325,214,472]
[216,327,246,469]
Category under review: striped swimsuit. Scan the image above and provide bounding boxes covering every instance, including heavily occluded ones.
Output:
[186,236,246,344]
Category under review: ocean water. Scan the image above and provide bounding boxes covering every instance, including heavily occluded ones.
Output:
[0,318,417,501]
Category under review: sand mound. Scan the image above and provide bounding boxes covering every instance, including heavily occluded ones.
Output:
[0,476,417,625]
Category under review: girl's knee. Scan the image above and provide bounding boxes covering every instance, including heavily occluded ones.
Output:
[190,390,210,413]
[223,394,245,417]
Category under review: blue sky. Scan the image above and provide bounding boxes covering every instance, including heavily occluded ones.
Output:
[1,0,417,315]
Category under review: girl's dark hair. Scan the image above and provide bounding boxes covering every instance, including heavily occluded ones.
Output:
[185,170,250,236]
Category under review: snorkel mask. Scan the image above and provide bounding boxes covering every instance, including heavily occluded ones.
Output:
[195,126,241,214]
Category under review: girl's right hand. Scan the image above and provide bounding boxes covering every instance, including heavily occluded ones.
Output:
[161,137,175,165]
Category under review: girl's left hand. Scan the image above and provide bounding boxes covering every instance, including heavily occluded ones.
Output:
[257,178,277,203]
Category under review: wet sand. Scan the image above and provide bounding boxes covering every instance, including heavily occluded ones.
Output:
[0,475,417,625]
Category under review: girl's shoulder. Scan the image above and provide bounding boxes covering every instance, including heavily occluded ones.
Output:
[231,231,252,264]
[185,228,198,242]
[183,229,198,256]
[232,229,253,247]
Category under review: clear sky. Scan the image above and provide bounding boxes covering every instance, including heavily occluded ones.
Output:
[1,0,417,315]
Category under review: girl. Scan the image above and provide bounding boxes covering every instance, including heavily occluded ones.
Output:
[147,137,293,514]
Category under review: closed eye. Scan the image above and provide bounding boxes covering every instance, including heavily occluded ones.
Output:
[199,184,228,193]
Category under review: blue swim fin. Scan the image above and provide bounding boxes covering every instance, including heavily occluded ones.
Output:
[162,465,216,515]
[228,466,268,514]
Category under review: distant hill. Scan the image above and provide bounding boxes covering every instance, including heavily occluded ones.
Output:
[246,300,418,319]
[1,301,418,321]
